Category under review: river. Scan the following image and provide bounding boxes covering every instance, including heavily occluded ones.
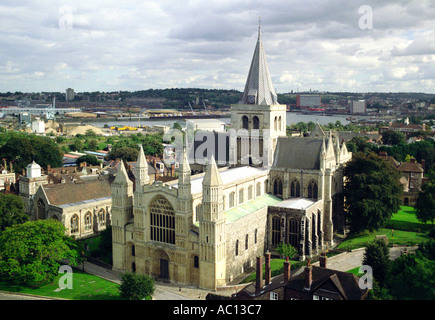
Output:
[89,112,369,128]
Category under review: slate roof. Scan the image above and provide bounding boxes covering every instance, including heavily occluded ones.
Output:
[43,178,112,206]
[285,266,368,300]
[273,137,324,170]
[397,161,424,173]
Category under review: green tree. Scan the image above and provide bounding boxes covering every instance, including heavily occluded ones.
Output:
[362,238,390,286]
[275,243,297,259]
[343,152,403,233]
[387,251,435,300]
[76,155,101,166]
[106,147,139,162]
[381,130,406,145]
[0,193,27,231]
[85,129,97,137]
[71,139,84,152]
[415,172,435,224]
[119,272,155,300]
[0,220,81,287]
[87,139,99,151]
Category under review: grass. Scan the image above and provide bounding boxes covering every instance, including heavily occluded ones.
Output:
[385,206,434,233]
[336,228,430,251]
[346,267,363,277]
[0,269,123,300]
[241,259,305,284]
[337,206,433,251]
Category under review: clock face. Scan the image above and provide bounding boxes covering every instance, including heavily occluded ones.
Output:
[248,95,255,104]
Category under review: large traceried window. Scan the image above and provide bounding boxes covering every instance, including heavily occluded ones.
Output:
[287,219,299,248]
[272,216,280,246]
[150,196,175,245]
[84,212,92,231]
[71,214,79,233]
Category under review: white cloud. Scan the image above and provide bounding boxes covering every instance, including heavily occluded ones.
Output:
[0,0,434,93]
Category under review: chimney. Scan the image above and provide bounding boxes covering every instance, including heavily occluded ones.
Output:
[284,257,291,283]
[171,164,175,177]
[9,162,13,173]
[264,252,271,285]
[304,259,312,291]
[421,159,425,170]
[4,180,11,192]
[47,164,51,173]
[410,158,415,164]
[255,256,263,294]
[319,252,327,268]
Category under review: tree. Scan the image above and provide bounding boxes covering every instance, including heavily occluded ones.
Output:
[381,130,405,146]
[0,193,28,231]
[76,155,101,166]
[87,139,98,151]
[387,251,435,300]
[415,171,435,224]
[343,152,403,233]
[362,238,390,286]
[0,219,81,287]
[105,147,139,162]
[119,272,155,300]
[85,129,97,137]
[275,243,297,260]
[71,139,84,152]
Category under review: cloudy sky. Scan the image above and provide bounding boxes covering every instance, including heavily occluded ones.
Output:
[1,0,435,93]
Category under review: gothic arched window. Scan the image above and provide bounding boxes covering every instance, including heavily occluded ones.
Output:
[84,212,92,231]
[290,180,301,197]
[273,178,283,197]
[272,216,280,246]
[150,196,175,244]
[307,181,318,199]
[256,181,261,196]
[253,116,260,130]
[229,192,235,208]
[248,185,253,200]
[71,214,79,234]
[242,116,249,130]
[287,219,299,248]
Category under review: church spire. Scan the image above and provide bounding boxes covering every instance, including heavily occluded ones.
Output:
[203,155,222,187]
[134,145,149,189]
[242,24,278,106]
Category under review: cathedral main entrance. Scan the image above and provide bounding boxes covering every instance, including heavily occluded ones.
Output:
[160,259,169,280]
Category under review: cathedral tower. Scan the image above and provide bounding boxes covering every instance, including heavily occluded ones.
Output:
[230,25,287,167]
[199,156,226,290]
[111,160,133,272]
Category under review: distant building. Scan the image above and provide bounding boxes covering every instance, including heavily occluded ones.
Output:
[0,160,16,192]
[296,94,321,109]
[350,100,366,114]
[31,120,45,134]
[66,88,75,101]
[185,118,226,132]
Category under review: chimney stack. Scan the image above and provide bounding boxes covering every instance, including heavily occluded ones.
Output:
[319,252,327,268]
[256,256,263,294]
[304,259,312,291]
[284,256,291,283]
[421,159,426,169]
[265,252,271,285]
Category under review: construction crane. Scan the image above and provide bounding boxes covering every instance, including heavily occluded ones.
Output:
[202,100,209,115]
[188,102,196,115]
[46,96,56,120]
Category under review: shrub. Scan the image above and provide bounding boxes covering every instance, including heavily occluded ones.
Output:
[119,272,154,300]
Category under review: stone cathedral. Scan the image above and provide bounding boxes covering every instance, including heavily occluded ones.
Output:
[111,26,352,290]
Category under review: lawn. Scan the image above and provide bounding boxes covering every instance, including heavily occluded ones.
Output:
[337,206,433,251]
[0,269,122,300]
[241,259,305,284]
[336,228,430,251]
[346,267,363,277]
[385,206,434,233]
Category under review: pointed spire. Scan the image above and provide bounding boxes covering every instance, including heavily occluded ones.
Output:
[114,160,130,185]
[180,146,191,174]
[203,155,222,186]
[241,24,278,105]
[136,145,147,168]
